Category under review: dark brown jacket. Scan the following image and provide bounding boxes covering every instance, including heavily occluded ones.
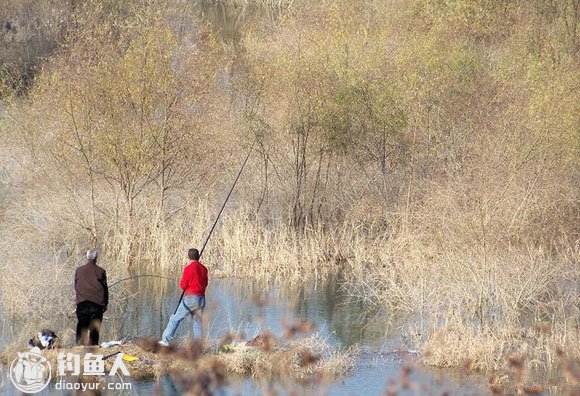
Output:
[74,260,108,307]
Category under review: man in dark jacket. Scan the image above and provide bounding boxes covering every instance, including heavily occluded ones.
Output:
[74,249,108,346]
[160,248,208,346]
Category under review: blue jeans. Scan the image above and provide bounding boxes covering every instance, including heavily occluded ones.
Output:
[161,295,205,343]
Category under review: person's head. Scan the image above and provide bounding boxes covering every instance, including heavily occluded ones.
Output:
[188,248,200,261]
[86,249,98,263]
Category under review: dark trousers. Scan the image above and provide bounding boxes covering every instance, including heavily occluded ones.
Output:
[76,301,104,346]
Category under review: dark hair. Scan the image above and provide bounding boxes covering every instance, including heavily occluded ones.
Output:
[188,248,200,260]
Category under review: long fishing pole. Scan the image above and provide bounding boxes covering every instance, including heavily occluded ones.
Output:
[173,142,255,314]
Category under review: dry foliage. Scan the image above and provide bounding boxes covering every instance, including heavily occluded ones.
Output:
[0,0,578,383]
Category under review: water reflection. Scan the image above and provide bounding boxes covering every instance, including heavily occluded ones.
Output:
[111,275,394,350]
[0,274,489,395]
[156,375,180,396]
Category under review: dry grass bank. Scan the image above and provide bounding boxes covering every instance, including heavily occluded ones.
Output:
[0,334,354,387]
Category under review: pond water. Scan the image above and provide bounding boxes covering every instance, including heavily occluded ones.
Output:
[0,274,489,395]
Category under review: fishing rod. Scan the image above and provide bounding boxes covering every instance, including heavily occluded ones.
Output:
[173,141,255,314]
[109,275,173,288]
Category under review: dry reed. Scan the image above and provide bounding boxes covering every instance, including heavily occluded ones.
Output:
[0,0,578,388]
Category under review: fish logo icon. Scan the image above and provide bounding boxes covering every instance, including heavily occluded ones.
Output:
[9,347,51,394]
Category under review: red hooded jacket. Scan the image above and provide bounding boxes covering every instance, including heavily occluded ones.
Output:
[179,260,208,296]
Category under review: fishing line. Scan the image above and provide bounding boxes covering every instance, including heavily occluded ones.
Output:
[109,275,173,288]
[107,141,255,300]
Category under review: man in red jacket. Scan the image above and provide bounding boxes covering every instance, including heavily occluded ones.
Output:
[160,248,208,346]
